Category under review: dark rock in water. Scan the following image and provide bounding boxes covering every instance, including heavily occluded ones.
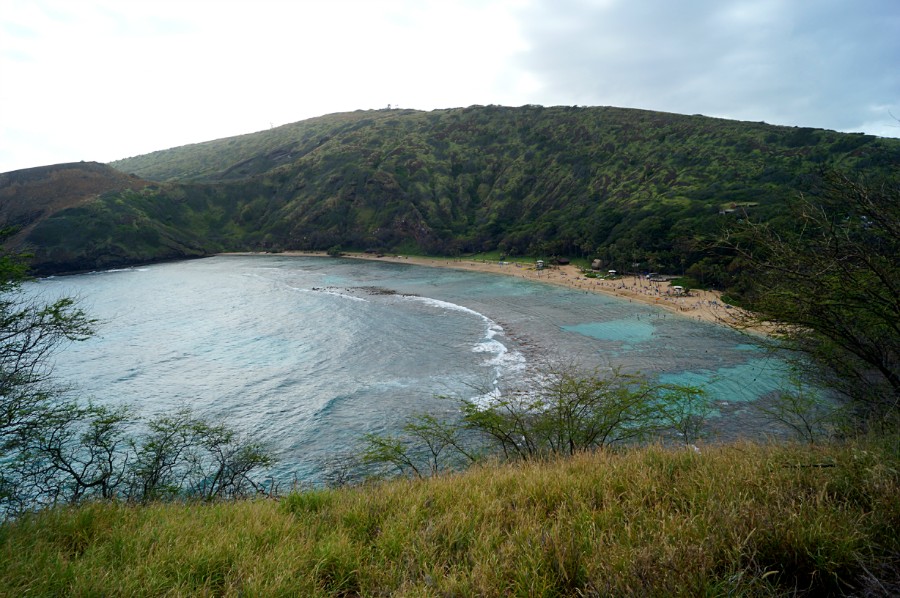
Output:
[358,286,397,296]
[355,286,418,297]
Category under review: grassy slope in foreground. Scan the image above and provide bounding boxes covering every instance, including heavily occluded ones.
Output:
[1,440,897,596]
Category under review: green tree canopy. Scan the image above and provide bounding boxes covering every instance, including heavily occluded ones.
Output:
[0,247,273,517]
[725,171,899,425]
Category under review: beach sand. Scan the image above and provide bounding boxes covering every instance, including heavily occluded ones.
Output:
[233,251,759,332]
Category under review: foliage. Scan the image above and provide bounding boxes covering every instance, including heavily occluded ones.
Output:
[461,366,673,459]
[128,407,274,502]
[14,402,134,508]
[656,383,712,444]
[9,106,900,277]
[18,184,242,274]
[667,275,702,290]
[725,170,899,426]
[1,439,897,595]
[0,248,96,513]
[4,400,274,517]
[0,162,152,249]
[359,365,711,479]
[361,413,478,479]
[0,248,272,517]
[755,370,845,444]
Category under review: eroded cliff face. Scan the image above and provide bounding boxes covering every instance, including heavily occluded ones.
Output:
[0,162,151,244]
[0,162,211,275]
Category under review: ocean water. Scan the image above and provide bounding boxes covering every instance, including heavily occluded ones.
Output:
[36,255,793,483]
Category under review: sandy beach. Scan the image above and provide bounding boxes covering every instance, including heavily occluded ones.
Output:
[230,251,757,331]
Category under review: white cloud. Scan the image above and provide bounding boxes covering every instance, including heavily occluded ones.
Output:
[514,0,900,132]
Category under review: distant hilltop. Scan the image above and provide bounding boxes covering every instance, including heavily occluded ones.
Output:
[2,105,898,276]
[0,162,152,254]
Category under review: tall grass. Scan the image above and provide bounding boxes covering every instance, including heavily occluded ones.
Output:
[1,438,897,596]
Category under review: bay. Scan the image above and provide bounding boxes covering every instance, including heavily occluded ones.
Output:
[36,255,791,483]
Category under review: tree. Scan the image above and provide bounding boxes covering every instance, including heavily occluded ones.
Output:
[184,417,273,500]
[16,402,132,508]
[357,365,709,479]
[127,407,274,502]
[128,407,199,501]
[724,170,899,426]
[0,247,95,513]
[657,383,711,445]
[360,412,478,479]
[754,369,844,444]
[459,365,675,459]
[0,247,273,516]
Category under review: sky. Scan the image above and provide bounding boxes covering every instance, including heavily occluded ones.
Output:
[1,0,898,173]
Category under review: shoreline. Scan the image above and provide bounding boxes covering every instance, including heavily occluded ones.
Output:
[224,251,761,333]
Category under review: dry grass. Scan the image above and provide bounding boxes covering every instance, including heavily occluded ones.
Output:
[1,438,897,596]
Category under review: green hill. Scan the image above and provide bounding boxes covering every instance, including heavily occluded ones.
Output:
[0,162,151,248]
[4,105,899,275]
[0,162,220,273]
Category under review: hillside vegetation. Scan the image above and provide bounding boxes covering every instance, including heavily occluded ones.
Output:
[0,162,151,247]
[1,439,897,596]
[2,107,898,596]
[3,105,899,275]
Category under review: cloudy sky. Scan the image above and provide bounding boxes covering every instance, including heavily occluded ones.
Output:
[2,0,898,173]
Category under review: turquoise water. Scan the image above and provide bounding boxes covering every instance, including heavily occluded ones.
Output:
[37,255,796,483]
[563,320,791,402]
[658,357,792,404]
[563,319,657,345]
